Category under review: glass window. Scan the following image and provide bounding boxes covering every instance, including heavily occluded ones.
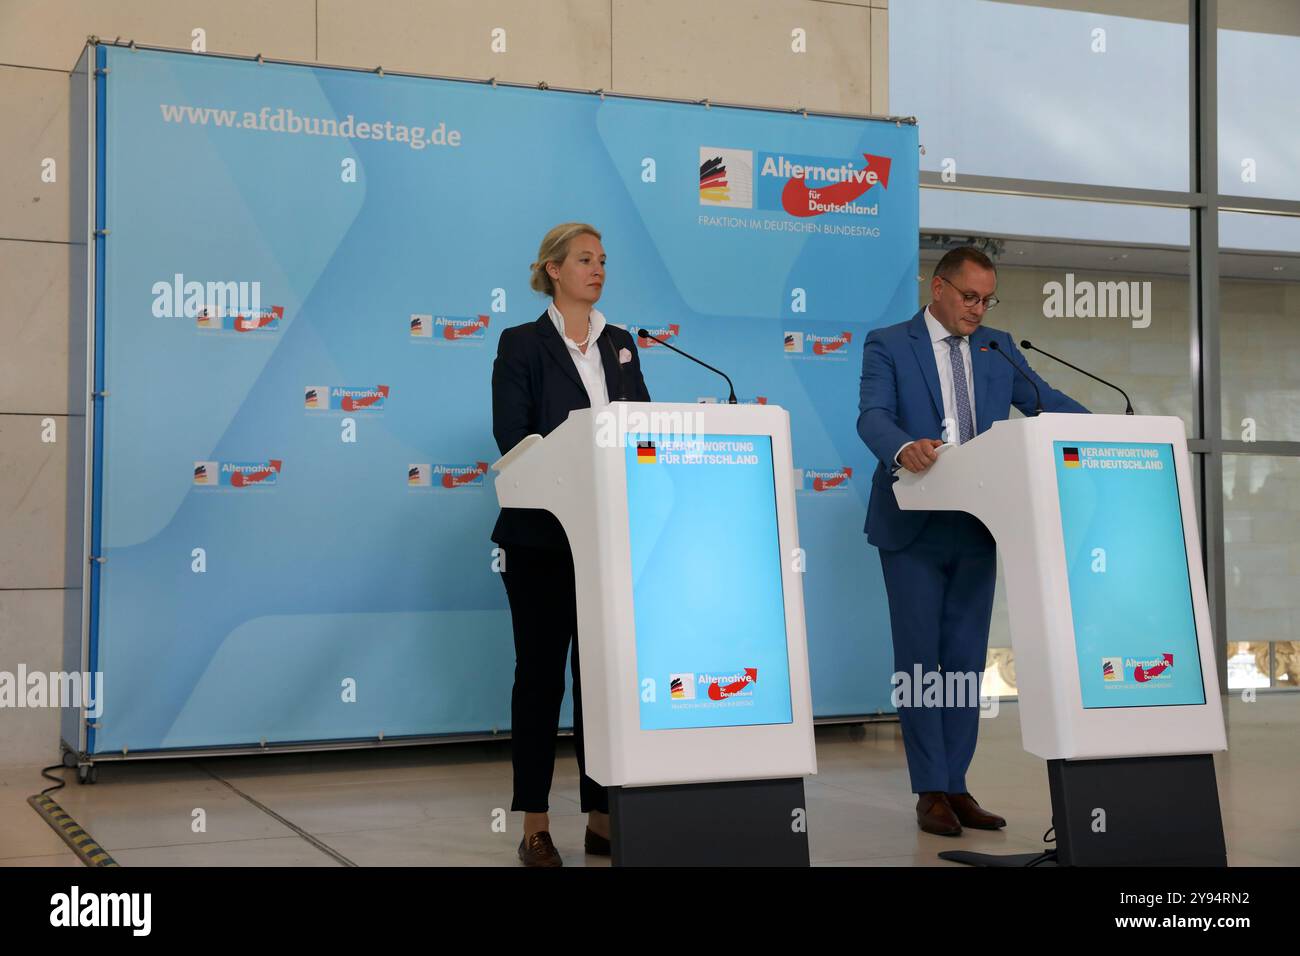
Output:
[1218,2,1300,200]
[1219,212,1300,441]
[892,0,1189,189]
[922,190,1189,245]
[1220,210,1300,253]
[1223,455,1300,690]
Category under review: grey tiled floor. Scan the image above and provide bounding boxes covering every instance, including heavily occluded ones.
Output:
[1,695,1295,866]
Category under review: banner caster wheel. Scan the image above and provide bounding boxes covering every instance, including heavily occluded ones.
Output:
[77,764,98,785]
[61,750,78,769]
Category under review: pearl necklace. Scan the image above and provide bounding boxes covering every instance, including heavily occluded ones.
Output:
[565,316,593,349]
[554,303,594,350]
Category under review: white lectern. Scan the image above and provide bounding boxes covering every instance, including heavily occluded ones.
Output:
[894,413,1227,866]
[493,401,817,866]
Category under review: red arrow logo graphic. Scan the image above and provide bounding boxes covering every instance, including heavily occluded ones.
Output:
[441,461,490,488]
[1134,653,1174,682]
[812,331,853,355]
[638,324,680,348]
[444,314,490,340]
[812,467,852,492]
[234,305,284,333]
[341,385,390,411]
[781,153,891,218]
[707,668,758,700]
[229,459,282,487]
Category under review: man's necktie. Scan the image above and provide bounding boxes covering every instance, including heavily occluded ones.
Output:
[945,334,975,444]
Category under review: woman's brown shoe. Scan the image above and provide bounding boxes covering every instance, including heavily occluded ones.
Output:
[584,826,611,856]
[518,831,562,867]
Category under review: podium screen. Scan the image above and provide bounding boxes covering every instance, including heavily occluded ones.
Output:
[1054,441,1206,709]
[626,433,793,730]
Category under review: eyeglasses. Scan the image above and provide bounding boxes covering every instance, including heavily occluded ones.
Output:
[939,275,999,309]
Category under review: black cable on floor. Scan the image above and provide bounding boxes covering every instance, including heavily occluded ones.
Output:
[1022,824,1059,866]
[39,764,67,796]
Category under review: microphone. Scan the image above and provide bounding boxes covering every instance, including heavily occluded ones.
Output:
[637,328,737,404]
[1020,339,1134,415]
[987,339,1042,415]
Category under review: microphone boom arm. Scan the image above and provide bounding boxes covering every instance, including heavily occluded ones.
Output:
[1021,339,1134,415]
[637,328,738,404]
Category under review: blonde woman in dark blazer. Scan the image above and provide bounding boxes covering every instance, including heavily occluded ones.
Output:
[491,222,651,866]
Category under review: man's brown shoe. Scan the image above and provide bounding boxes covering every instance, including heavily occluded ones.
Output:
[518,831,563,867]
[916,791,962,836]
[947,792,1007,830]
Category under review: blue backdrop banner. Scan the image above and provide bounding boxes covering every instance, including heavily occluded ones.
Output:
[89,46,919,753]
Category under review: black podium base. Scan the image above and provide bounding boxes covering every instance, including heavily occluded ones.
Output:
[940,753,1226,867]
[938,850,1058,867]
[1048,753,1226,866]
[608,777,809,866]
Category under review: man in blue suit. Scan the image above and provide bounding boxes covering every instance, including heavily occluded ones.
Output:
[857,246,1088,836]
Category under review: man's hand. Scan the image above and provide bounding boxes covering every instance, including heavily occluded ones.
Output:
[898,438,944,474]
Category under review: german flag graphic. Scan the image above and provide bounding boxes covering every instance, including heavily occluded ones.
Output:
[1062,447,1081,468]
[636,441,657,464]
[700,155,730,203]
